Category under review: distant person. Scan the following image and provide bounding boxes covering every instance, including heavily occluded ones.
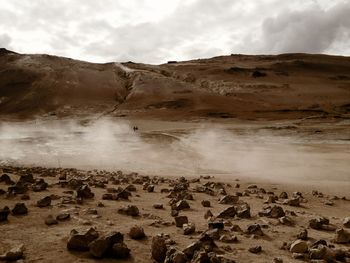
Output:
[133,126,138,132]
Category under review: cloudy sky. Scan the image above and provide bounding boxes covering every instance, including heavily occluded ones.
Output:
[0,0,349,64]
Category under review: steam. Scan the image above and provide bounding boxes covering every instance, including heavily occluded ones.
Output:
[0,119,349,189]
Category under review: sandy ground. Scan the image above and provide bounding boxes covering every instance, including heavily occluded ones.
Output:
[0,118,350,262]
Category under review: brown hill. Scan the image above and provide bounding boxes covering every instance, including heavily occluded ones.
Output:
[0,48,349,120]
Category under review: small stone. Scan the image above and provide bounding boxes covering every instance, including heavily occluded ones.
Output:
[219,195,239,205]
[37,196,52,207]
[76,185,94,199]
[201,200,211,207]
[0,206,10,222]
[111,242,130,259]
[11,203,28,215]
[45,215,58,225]
[279,192,288,199]
[56,212,70,221]
[175,216,188,227]
[297,229,308,240]
[183,223,196,235]
[208,221,224,230]
[171,209,179,217]
[220,234,238,243]
[204,210,213,219]
[67,228,99,251]
[89,232,123,258]
[147,185,155,192]
[217,206,236,218]
[20,194,30,200]
[248,245,262,254]
[175,200,190,210]
[129,226,146,239]
[284,197,300,207]
[273,257,283,263]
[152,234,167,262]
[0,244,24,261]
[246,224,264,236]
[153,203,164,209]
[164,247,188,263]
[334,228,350,244]
[343,217,350,228]
[118,205,140,217]
[290,240,308,253]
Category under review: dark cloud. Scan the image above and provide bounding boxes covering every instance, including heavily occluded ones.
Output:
[259,1,350,54]
[0,0,349,63]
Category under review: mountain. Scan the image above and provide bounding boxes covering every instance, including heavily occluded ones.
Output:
[1,48,350,120]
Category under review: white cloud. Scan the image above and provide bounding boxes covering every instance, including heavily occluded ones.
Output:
[0,0,349,63]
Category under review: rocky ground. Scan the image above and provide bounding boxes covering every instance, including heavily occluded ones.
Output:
[1,165,350,262]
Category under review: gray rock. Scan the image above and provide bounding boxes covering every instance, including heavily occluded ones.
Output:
[45,215,58,226]
[249,245,262,254]
[217,206,236,218]
[183,223,195,235]
[219,195,239,205]
[129,226,146,239]
[334,228,350,244]
[201,200,211,207]
[175,215,188,227]
[0,244,24,261]
[151,234,168,262]
[117,205,140,217]
[67,228,99,251]
[37,196,52,207]
[11,203,28,215]
[111,242,130,259]
[290,240,308,253]
[0,206,10,222]
[175,200,190,210]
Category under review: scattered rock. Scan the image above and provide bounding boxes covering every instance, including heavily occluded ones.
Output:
[153,203,164,209]
[129,226,146,239]
[111,242,130,259]
[88,232,124,258]
[45,215,58,226]
[220,234,237,243]
[76,185,94,199]
[290,240,308,253]
[297,229,308,240]
[56,212,70,221]
[217,206,236,218]
[249,245,262,254]
[204,210,213,219]
[183,223,196,235]
[164,247,188,263]
[67,228,99,251]
[175,216,188,227]
[11,203,28,215]
[152,234,168,262]
[343,217,350,228]
[37,196,52,207]
[219,195,239,204]
[118,205,140,217]
[246,224,264,236]
[0,244,24,261]
[201,200,211,207]
[259,205,285,218]
[0,206,10,222]
[334,228,350,244]
[175,200,190,210]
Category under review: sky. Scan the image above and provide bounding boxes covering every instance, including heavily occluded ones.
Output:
[0,0,349,64]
